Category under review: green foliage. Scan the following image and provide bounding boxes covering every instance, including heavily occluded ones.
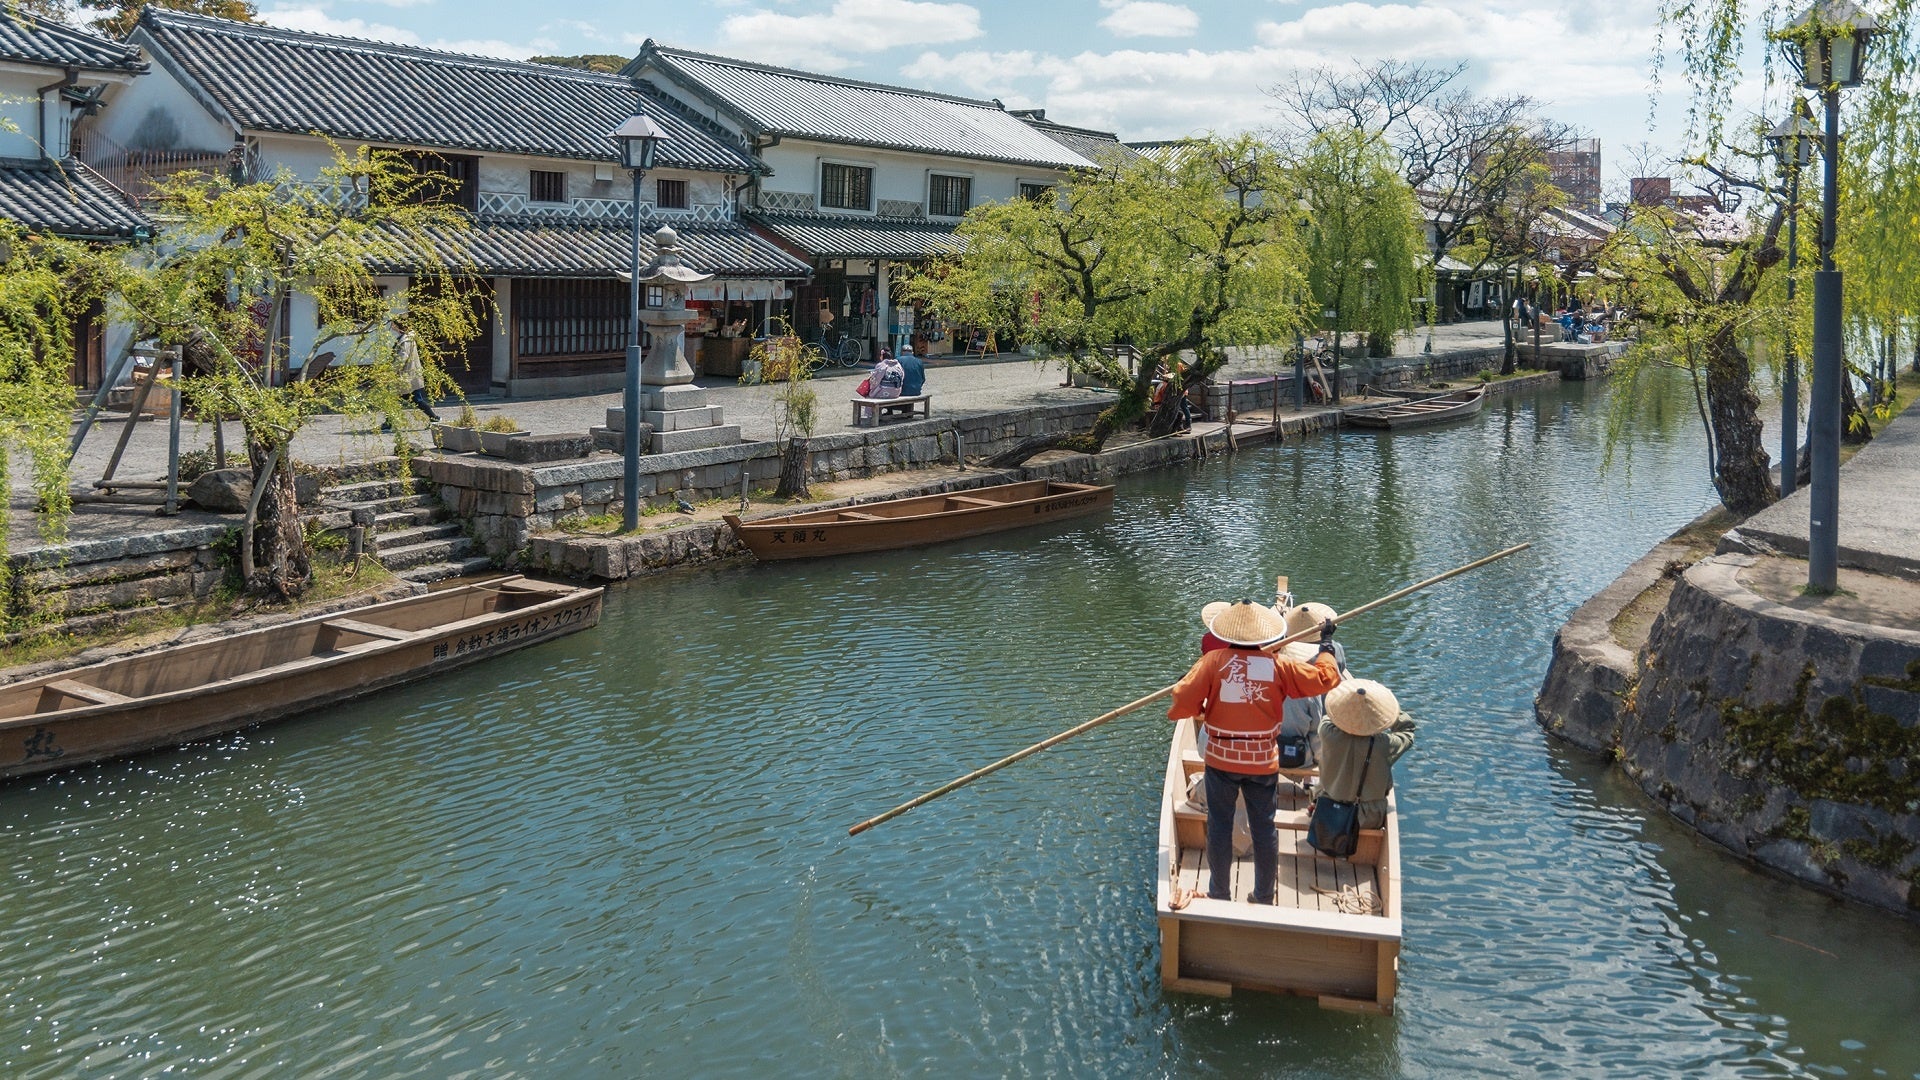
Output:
[0,224,112,593]
[903,134,1310,446]
[741,322,822,444]
[477,414,523,433]
[79,0,257,37]
[448,404,480,429]
[108,143,484,598]
[1296,128,1429,353]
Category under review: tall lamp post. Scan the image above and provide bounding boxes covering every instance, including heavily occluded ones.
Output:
[612,114,667,533]
[1776,0,1879,593]
[1766,101,1819,498]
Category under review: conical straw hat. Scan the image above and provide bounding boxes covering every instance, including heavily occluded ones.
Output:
[1283,601,1339,640]
[1277,640,1319,664]
[1207,601,1288,647]
[1200,601,1230,628]
[1326,679,1398,736]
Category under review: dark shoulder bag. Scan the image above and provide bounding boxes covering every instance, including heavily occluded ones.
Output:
[1308,738,1373,857]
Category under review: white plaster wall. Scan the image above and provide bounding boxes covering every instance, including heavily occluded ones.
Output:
[0,78,39,158]
[490,277,512,387]
[758,138,1055,218]
[87,58,233,152]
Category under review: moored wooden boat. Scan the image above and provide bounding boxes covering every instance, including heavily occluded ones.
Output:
[1346,387,1485,429]
[724,479,1114,560]
[1155,717,1402,1012]
[0,576,603,782]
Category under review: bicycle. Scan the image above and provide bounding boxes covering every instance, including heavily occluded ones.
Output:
[814,329,866,368]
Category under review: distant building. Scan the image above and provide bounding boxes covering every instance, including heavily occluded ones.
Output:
[1631,176,1673,206]
[1546,138,1602,214]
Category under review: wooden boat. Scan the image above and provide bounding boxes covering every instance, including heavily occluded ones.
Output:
[1156,717,1402,1012]
[1345,387,1485,429]
[0,576,603,782]
[724,479,1114,560]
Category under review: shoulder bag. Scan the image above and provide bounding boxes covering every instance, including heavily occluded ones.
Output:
[1307,738,1373,858]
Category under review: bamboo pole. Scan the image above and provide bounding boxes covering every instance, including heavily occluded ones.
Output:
[847,542,1531,836]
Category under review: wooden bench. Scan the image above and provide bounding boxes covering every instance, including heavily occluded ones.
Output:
[851,393,931,427]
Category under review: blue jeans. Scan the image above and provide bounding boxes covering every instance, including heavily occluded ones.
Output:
[1205,766,1280,904]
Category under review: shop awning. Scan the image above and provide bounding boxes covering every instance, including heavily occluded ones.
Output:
[375,217,813,279]
[747,212,962,260]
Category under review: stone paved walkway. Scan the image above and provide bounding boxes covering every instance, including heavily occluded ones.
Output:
[1732,389,1920,577]
[7,321,1518,554]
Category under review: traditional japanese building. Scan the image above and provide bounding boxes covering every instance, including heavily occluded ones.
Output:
[0,9,151,388]
[85,11,811,396]
[626,43,1096,359]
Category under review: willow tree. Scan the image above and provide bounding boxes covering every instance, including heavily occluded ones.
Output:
[111,146,482,599]
[1449,159,1568,374]
[1659,0,1920,432]
[0,226,112,604]
[905,134,1308,460]
[1295,128,1427,382]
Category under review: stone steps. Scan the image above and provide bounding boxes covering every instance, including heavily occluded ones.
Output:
[314,474,486,585]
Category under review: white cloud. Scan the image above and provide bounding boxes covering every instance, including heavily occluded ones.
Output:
[260,6,554,59]
[1098,1,1200,38]
[714,0,983,71]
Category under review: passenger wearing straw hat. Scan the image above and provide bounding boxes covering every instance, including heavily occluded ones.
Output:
[1276,600,1348,771]
[1168,601,1343,905]
[1197,601,1232,654]
[1316,680,1417,831]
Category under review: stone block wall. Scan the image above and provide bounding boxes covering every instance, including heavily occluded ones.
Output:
[1540,553,1920,920]
[4,524,231,643]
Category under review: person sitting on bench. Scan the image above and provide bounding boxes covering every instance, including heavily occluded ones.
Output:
[898,343,925,397]
[864,350,905,400]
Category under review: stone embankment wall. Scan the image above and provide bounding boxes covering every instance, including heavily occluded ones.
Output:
[3,524,232,645]
[1538,553,1920,919]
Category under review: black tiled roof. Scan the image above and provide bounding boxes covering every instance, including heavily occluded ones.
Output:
[137,11,759,173]
[1012,112,1138,164]
[0,159,150,240]
[0,9,145,72]
[376,217,812,279]
[747,212,960,260]
[637,42,1091,172]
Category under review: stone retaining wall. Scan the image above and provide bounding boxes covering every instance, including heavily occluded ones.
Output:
[4,524,232,643]
[1537,553,1920,920]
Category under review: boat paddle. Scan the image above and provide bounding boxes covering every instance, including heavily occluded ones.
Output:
[847,542,1532,836]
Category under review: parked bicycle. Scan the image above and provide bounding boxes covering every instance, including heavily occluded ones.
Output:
[812,329,866,369]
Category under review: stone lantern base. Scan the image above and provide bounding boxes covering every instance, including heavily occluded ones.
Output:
[596,388,741,454]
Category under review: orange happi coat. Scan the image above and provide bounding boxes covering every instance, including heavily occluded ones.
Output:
[1167,647,1342,774]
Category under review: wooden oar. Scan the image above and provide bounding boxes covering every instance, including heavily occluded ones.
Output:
[846,542,1531,836]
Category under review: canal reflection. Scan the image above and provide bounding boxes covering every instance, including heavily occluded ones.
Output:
[2,374,1916,1078]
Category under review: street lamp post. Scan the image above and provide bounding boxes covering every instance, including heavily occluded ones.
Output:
[611,114,667,533]
[1766,102,1818,498]
[1776,0,1879,593]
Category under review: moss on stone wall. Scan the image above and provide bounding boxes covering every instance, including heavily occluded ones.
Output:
[1721,664,1920,815]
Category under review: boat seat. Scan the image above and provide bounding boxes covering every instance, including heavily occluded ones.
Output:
[321,618,415,644]
[40,679,132,707]
[944,495,998,508]
[836,511,883,521]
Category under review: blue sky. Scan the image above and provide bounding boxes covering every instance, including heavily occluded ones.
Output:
[258,0,1759,198]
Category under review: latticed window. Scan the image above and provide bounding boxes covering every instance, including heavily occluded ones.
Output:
[656,178,688,210]
[1019,182,1053,202]
[929,174,972,217]
[821,163,872,210]
[529,170,566,204]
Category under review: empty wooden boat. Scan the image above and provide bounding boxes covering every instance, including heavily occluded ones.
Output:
[724,479,1114,560]
[1345,387,1485,429]
[1156,717,1402,1012]
[0,576,603,782]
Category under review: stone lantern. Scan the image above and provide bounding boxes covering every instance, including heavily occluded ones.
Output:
[610,226,741,454]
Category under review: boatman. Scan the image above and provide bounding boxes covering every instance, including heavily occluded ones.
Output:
[1168,601,1342,905]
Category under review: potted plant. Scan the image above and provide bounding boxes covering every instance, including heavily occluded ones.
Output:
[476,414,530,457]
[434,406,482,453]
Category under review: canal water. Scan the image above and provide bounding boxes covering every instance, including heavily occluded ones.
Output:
[5,376,1918,1078]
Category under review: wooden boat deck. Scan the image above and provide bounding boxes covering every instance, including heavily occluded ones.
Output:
[1156,718,1401,1011]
